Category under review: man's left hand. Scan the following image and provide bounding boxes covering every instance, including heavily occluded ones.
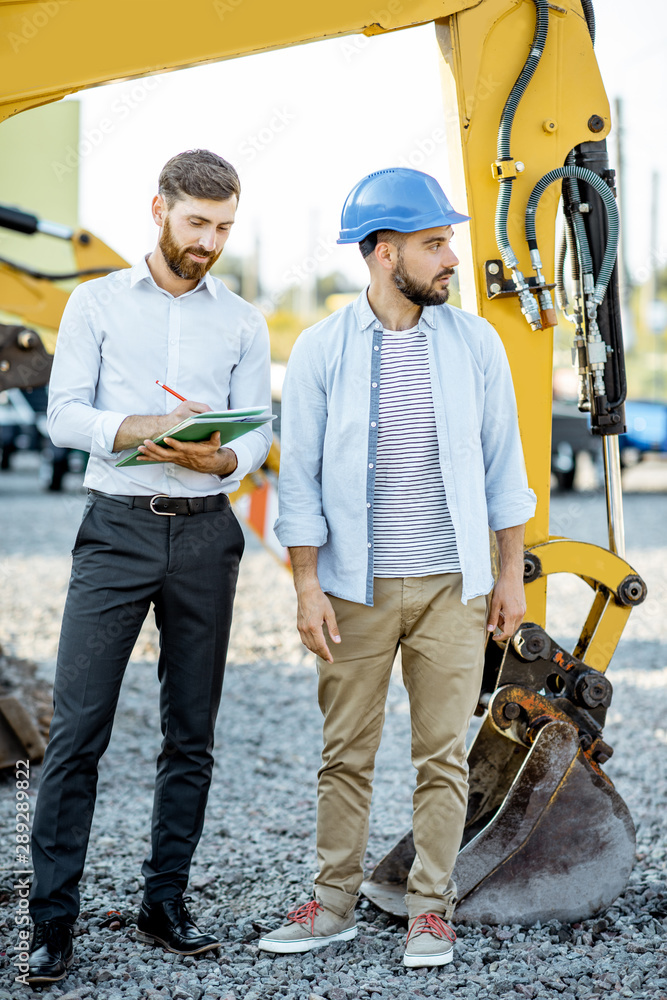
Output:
[136,432,238,476]
[487,573,526,642]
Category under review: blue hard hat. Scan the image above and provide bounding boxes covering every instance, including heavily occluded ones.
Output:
[337,168,470,244]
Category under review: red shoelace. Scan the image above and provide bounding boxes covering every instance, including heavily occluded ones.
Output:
[286,900,323,933]
[406,913,457,944]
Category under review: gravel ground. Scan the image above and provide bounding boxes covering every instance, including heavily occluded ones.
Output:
[0,455,666,1000]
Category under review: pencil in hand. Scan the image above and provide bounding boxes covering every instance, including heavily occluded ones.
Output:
[156,379,187,402]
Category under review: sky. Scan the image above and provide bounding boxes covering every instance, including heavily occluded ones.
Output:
[71,0,667,300]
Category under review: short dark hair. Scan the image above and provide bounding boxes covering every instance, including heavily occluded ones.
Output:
[359,229,406,259]
[158,149,241,207]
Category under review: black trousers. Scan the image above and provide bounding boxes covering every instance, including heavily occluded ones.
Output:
[29,492,244,923]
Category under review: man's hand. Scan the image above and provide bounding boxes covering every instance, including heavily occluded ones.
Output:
[488,523,527,641]
[136,432,238,476]
[296,582,341,663]
[169,399,212,423]
[487,573,526,641]
[113,399,212,451]
[289,546,341,663]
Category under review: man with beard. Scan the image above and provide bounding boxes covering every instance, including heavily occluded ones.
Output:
[258,169,536,967]
[28,150,272,983]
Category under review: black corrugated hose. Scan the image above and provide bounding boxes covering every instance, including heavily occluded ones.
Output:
[525,165,619,305]
[494,0,550,270]
[0,255,117,282]
[580,0,595,44]
[563,2,595,296]
[496,0,550,161]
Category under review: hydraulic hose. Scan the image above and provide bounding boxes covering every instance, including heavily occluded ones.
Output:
[556,216,584,325]
[555,227,569,314]
[566,175,594,276]
[0,254,118,282]
[566,216,581,283]
[494,182,517,269]
[496,0,550,161]
[557,212,588,408]
[525,166,619,304]
[564,152,593,276]
[494,0,550,274]
[580,0,595,45]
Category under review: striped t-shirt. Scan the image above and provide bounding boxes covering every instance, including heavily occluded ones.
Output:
[372,327,460,577]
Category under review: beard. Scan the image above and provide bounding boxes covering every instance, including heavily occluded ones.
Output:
[392,249,454,307]
[159,215,222,281]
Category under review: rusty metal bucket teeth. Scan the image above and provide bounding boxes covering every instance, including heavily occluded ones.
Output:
[361,721,635,924]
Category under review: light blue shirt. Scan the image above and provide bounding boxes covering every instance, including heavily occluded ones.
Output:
[274,289,537,605]
[47,257,272,496]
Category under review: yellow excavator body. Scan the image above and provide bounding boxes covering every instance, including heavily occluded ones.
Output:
[0,0,647,924]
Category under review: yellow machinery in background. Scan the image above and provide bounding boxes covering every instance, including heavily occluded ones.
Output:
[0,0,648,924]
[0,203,280,503]
[0,203,127,384]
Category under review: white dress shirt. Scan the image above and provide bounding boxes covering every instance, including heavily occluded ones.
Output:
[47,256,272,496]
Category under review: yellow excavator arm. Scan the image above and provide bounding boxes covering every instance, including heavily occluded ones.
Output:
[0,0,647,924]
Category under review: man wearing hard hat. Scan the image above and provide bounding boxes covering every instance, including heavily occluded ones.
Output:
[259,169,536,967]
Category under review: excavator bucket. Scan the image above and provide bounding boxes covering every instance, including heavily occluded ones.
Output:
[362,720,635,924]
[361,622,639,925]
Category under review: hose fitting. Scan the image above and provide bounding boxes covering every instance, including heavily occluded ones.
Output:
[512,270,542,329]
[493,0,550,315]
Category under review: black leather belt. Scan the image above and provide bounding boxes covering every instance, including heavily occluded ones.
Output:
[89,489,230,516]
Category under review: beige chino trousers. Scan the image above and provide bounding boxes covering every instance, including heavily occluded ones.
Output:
[314,573,487,921]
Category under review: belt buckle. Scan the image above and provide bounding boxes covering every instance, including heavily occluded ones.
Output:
[149,494,176,516]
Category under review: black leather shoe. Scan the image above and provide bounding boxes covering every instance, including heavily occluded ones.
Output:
[136,896,221,955]
[28,920,74,983]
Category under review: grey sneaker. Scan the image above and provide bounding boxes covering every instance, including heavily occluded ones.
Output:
[258,900,356,954]
[403,913,456,968]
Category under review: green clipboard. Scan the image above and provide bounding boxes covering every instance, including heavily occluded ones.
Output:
[115,407,274,468]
